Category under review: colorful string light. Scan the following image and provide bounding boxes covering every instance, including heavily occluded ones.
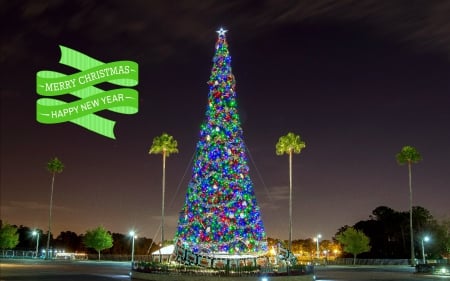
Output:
[175,30,267,255]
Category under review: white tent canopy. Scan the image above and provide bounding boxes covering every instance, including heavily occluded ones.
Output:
[151,245,174,256]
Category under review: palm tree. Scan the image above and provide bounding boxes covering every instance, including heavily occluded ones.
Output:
[396,145,422,266]
[276,132,306,252]
[149,133,178,249]
[45,157,64,259]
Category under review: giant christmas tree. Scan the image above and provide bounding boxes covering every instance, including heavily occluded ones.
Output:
[175,28,267,256]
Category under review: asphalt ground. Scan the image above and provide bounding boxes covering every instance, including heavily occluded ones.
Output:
[0,259,131,281]
[1,259,449,281]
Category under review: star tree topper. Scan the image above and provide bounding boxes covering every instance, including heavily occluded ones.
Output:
[217,27,228,36]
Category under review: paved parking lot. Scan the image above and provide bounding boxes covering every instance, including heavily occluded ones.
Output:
[0,259,131,281]
[315,265,449,281]
[1,260,449,281]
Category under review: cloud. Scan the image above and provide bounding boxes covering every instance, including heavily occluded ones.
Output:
[2,1,448,100]
[151,214,179,228]
[1,200,74,213]
[258,185,289,210]
[266,0,450,57]
[3,0,450,66]
[266,186,290,201]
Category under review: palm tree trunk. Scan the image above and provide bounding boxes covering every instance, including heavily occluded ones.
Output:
[161,151,166,261]
[288,150,293,252]
[408,161,415,265]
[46,172,56,259]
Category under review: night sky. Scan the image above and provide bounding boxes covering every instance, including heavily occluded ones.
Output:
[1,1,449,242]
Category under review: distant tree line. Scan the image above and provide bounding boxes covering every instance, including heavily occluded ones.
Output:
[0,221,160,257]
[261,205,450,262]
[338,205,450,259]
[1,205,449,260]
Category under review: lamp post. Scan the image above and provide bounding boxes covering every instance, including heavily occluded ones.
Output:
[129,231,136,264]
[314,234,322,259]
[421,236,430,264]
[32,231,40,258]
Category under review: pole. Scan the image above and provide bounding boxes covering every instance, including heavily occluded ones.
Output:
[33,231,40,258]
[288,151,292,252]
[129,231,136,264]
[46,173,56,259]
[421,236,429,264]
[161,151,166,263]
[408,161,415,266]
[159,245,162,263]
[36,233,40,258]
[316,239,319,259]
[421,238,425,264]
[315,234,321,259]
[131,236,135,263]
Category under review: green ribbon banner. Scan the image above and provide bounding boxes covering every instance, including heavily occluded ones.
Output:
[36,45,139,139]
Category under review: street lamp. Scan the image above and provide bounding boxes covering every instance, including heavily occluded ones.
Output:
[314,234,322,259]
[32,230,40,258]
[129,231,136,264]
[333,249,339,258]
[421,236,430,264]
